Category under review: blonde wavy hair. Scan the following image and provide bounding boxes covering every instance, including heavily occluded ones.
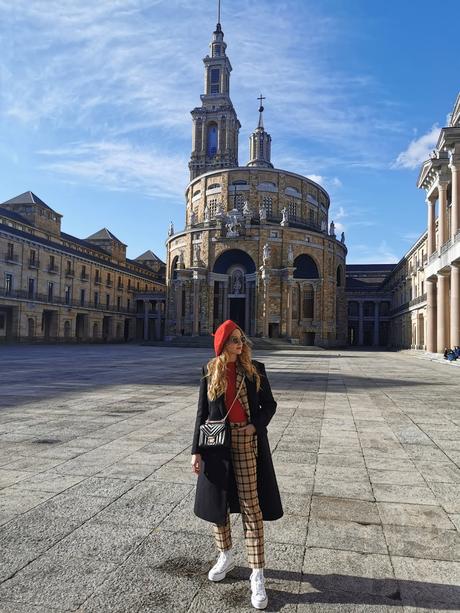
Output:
[206,329,261,401]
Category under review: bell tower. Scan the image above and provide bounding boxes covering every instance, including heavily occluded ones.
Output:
[189,4,240,180]
[247,95,273,169]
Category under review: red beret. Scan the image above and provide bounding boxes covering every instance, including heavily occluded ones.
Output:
[213,319,239,356]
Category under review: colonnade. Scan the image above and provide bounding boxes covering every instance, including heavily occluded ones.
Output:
[426,265,460,352]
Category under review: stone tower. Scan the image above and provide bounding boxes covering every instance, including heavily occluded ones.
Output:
[188,18,240,180]
[247,96,273,169]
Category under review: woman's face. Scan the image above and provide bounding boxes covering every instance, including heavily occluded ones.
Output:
[225,328,244,359]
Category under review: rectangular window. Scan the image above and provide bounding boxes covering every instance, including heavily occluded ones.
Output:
[106,294,110,308]
[49,255,55,268]
[117,296,121,311]
[288,201,297,218]
[30,249,36,265]
[127,298,131,312]
[80,289,85,306]
[7,243,14,259]
[210,68,220,94]
[81,265,87,279]
[28,278,35,299]
[65,285,71,305]
[128,279,131,290]
[94,291,99,307]
[95,269,100,282]
[66,260,72,273]
[0,314,4,330]
[5,273,13,295]
[47,281,54,302]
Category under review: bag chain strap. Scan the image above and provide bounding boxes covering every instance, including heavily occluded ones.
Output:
[207,376,245,424]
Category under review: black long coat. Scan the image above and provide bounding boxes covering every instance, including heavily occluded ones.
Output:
[191,359,283,525]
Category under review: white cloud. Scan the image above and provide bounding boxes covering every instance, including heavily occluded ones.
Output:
[38,141,187,200]
[394,125,440,169]
[349,240,399,264]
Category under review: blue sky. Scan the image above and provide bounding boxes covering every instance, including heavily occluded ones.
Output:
[1,0,459,264]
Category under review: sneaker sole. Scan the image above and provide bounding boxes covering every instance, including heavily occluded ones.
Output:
[251,595,268,610]
[208,563,235,582]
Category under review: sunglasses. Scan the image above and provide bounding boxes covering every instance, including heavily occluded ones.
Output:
[228,335,246,345]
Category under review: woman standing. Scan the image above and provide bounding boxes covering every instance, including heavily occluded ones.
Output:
[191,320,283,610]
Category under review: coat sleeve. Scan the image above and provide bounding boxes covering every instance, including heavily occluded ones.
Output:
[191,366,209,455]
[252,361,277,431]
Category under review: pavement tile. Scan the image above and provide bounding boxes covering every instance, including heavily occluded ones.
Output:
[377,502,454,529]
[382,524,460,561]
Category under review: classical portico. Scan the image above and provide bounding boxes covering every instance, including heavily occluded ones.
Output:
[418,94,460,352]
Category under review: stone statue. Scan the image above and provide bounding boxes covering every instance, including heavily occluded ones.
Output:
[168,221,174,237]
[204,205,210,222]
[321,219,327,232]
[226,215,240,237]
[178,251,184,267]
[341,231,345,243]
[190,211,197,226]
[281,207,288,226]
[263,243,271,265]
[243,200,251,216]
[193,243,201,264]
[259,204,267,222]
[287,244,294,265]
[329,221,335,236]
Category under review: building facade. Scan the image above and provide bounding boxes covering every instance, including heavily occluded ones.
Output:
[417,94,460,352]
[0,192,166,343]
[165,19,347,346]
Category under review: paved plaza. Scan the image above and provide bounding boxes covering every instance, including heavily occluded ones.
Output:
[0,344,459,612]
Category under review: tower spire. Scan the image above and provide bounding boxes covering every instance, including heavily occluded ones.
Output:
[247,94,273,169]
[217,0,221,26]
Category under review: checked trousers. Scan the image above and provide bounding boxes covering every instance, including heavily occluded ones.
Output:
[213,421,265,569]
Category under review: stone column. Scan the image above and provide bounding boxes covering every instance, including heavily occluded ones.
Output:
[436,272,449,352]
[358,301,364,345]
[143,301,149,341]
[260,269,270,338]
[450,158,460,238]
[175,281,183,336]
[373,302,380,346]
[426,196,436,257]
[201,120,206,153]
[438,181,449,248]
[426,278,437,352]
[192,277,200,336]
[286,280,293,338]
[450,264,460,347]
[155,301,162,340]
[223,282,229,320]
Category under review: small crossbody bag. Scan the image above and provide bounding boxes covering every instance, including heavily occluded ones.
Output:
[198,377,245,449]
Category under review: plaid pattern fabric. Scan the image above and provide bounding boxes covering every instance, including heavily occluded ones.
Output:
[213,421,265,569]
[236,365,250,420]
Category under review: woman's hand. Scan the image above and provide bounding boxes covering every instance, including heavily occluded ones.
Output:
[240,424,256,435]
[191,453,202,475]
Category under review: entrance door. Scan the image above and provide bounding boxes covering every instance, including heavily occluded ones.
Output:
[229,298,245,331]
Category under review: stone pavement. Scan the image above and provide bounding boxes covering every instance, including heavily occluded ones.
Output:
[0,344,459,613]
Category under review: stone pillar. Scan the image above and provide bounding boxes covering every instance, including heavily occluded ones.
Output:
[260,269,270,338]
[436,272,449,352]
[373,302,380,346]
[438,181,449,248]
[143,301,149,341]
[155,301,162,340]
[192,277,200,336]
[286,281,293,338]
[201,120,206,153]
[450,264,460,347]
[175,281,183,335]
[426,278,437,352]
[450,159,460,238]
[426,196,436,257]
[358,301,364,345]
[223,282,229,320]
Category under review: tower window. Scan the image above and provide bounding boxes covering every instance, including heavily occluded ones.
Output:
[262,196,273,216]
[207,123,218,156]
[210,68,220,94]
[214,45,221,56]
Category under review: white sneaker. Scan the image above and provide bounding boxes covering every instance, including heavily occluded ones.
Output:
[250,569,268,609]
[208,549,234,581]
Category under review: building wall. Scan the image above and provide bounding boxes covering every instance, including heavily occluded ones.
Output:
[0,211,165,343]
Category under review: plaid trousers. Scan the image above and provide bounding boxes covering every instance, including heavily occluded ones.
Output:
[213,421,265,569]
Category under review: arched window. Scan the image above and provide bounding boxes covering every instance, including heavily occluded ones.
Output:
[231,180,248,186]
[336,265,342,287]
[207,183,221,190]
[293,254,319,279]
[207,123,218,157]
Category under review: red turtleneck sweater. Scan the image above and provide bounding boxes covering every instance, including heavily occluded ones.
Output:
[225,362,247,422]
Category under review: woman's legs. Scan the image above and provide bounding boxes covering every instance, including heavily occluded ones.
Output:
[213,512,232,551]
[231,425,265,569]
